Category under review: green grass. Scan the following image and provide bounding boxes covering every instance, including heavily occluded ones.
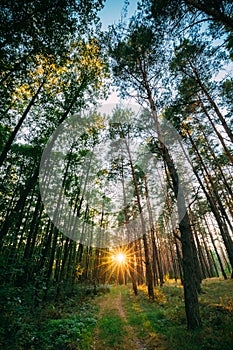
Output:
[97,315,127,348]
[10,303,98,350]
[93,285,129,349]
[121,278,233,350]
[2,278,232,350]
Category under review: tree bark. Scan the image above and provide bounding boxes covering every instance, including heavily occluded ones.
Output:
[121,132,154,299]
[178,135,233,277]
[120,157,138,295]
[0,81,44,167]
[189,61,233,143]
[139,59,201,329]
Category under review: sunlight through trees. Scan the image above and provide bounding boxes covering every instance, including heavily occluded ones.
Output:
[0,1,232,346]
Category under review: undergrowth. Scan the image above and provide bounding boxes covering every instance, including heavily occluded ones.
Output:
[0,283,110,350]
[1,278,232,350]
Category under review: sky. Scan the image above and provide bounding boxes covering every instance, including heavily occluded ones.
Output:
[98,0,140,111]
[98,0,138,31]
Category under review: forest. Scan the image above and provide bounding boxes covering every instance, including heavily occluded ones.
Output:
[0,0,233,349]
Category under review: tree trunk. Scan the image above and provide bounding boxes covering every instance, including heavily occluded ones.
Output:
[179,133,233,277]
[198,98,233,165]
[144,176,164,286]
[189,62,233,143]
[139,60,201,329]
[122,133,154,299]
[0,81,44,167]
[120,157,138,295]
[203,213,227,280]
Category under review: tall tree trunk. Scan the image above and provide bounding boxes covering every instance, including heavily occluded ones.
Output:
[120,157,138,295]
[144,176,164,286]
[189,61,233,143]
[198,98,233,164]
[0,81,44,167]
[203,212,227,280]
[122,133,154,299]
[0,166,39,243]
[179,134,233,277]
[23,192,42,260]
[139,60,201,329]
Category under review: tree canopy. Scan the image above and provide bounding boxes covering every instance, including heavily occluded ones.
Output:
[0,0,232,346]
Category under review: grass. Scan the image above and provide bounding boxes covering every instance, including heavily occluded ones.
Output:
[121,278,233,350]
[1,278,232,349]
[11,301,99,350]
[97,315,127,348]
[94,285,129,350]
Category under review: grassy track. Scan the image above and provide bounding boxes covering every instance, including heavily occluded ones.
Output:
[93,286,142,349]
[3,278,232,349]
[93,278,233,350]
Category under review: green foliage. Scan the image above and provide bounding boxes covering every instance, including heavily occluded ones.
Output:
[222,78,233,109]
[0,271,111,350]
[0,282,111,350]
[39,314,97,350]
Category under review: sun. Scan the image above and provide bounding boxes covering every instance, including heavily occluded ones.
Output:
[95,244,140,285]
[114,252,126,264]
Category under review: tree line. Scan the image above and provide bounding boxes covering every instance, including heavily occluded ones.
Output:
[0,0,232,336]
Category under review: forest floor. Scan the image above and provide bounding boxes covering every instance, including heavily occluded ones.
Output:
[92,278,233,350]
[1,278,233,349]
[93,285,145,350]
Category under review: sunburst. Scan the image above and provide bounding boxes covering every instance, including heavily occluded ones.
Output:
[114,252,126,264]
[97,243,140,284]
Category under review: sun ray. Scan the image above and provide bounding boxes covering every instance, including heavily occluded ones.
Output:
[94,242,142,285]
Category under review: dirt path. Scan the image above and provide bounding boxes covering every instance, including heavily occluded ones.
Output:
[93,287,145,350]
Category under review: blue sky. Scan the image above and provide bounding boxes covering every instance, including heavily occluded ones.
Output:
[97,0,140,109]
[98,0,138,30]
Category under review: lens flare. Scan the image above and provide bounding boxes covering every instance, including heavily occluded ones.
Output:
[97,244,140,284]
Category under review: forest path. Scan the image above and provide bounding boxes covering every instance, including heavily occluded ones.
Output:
[91,279,233,350]
[93,285,145,350]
